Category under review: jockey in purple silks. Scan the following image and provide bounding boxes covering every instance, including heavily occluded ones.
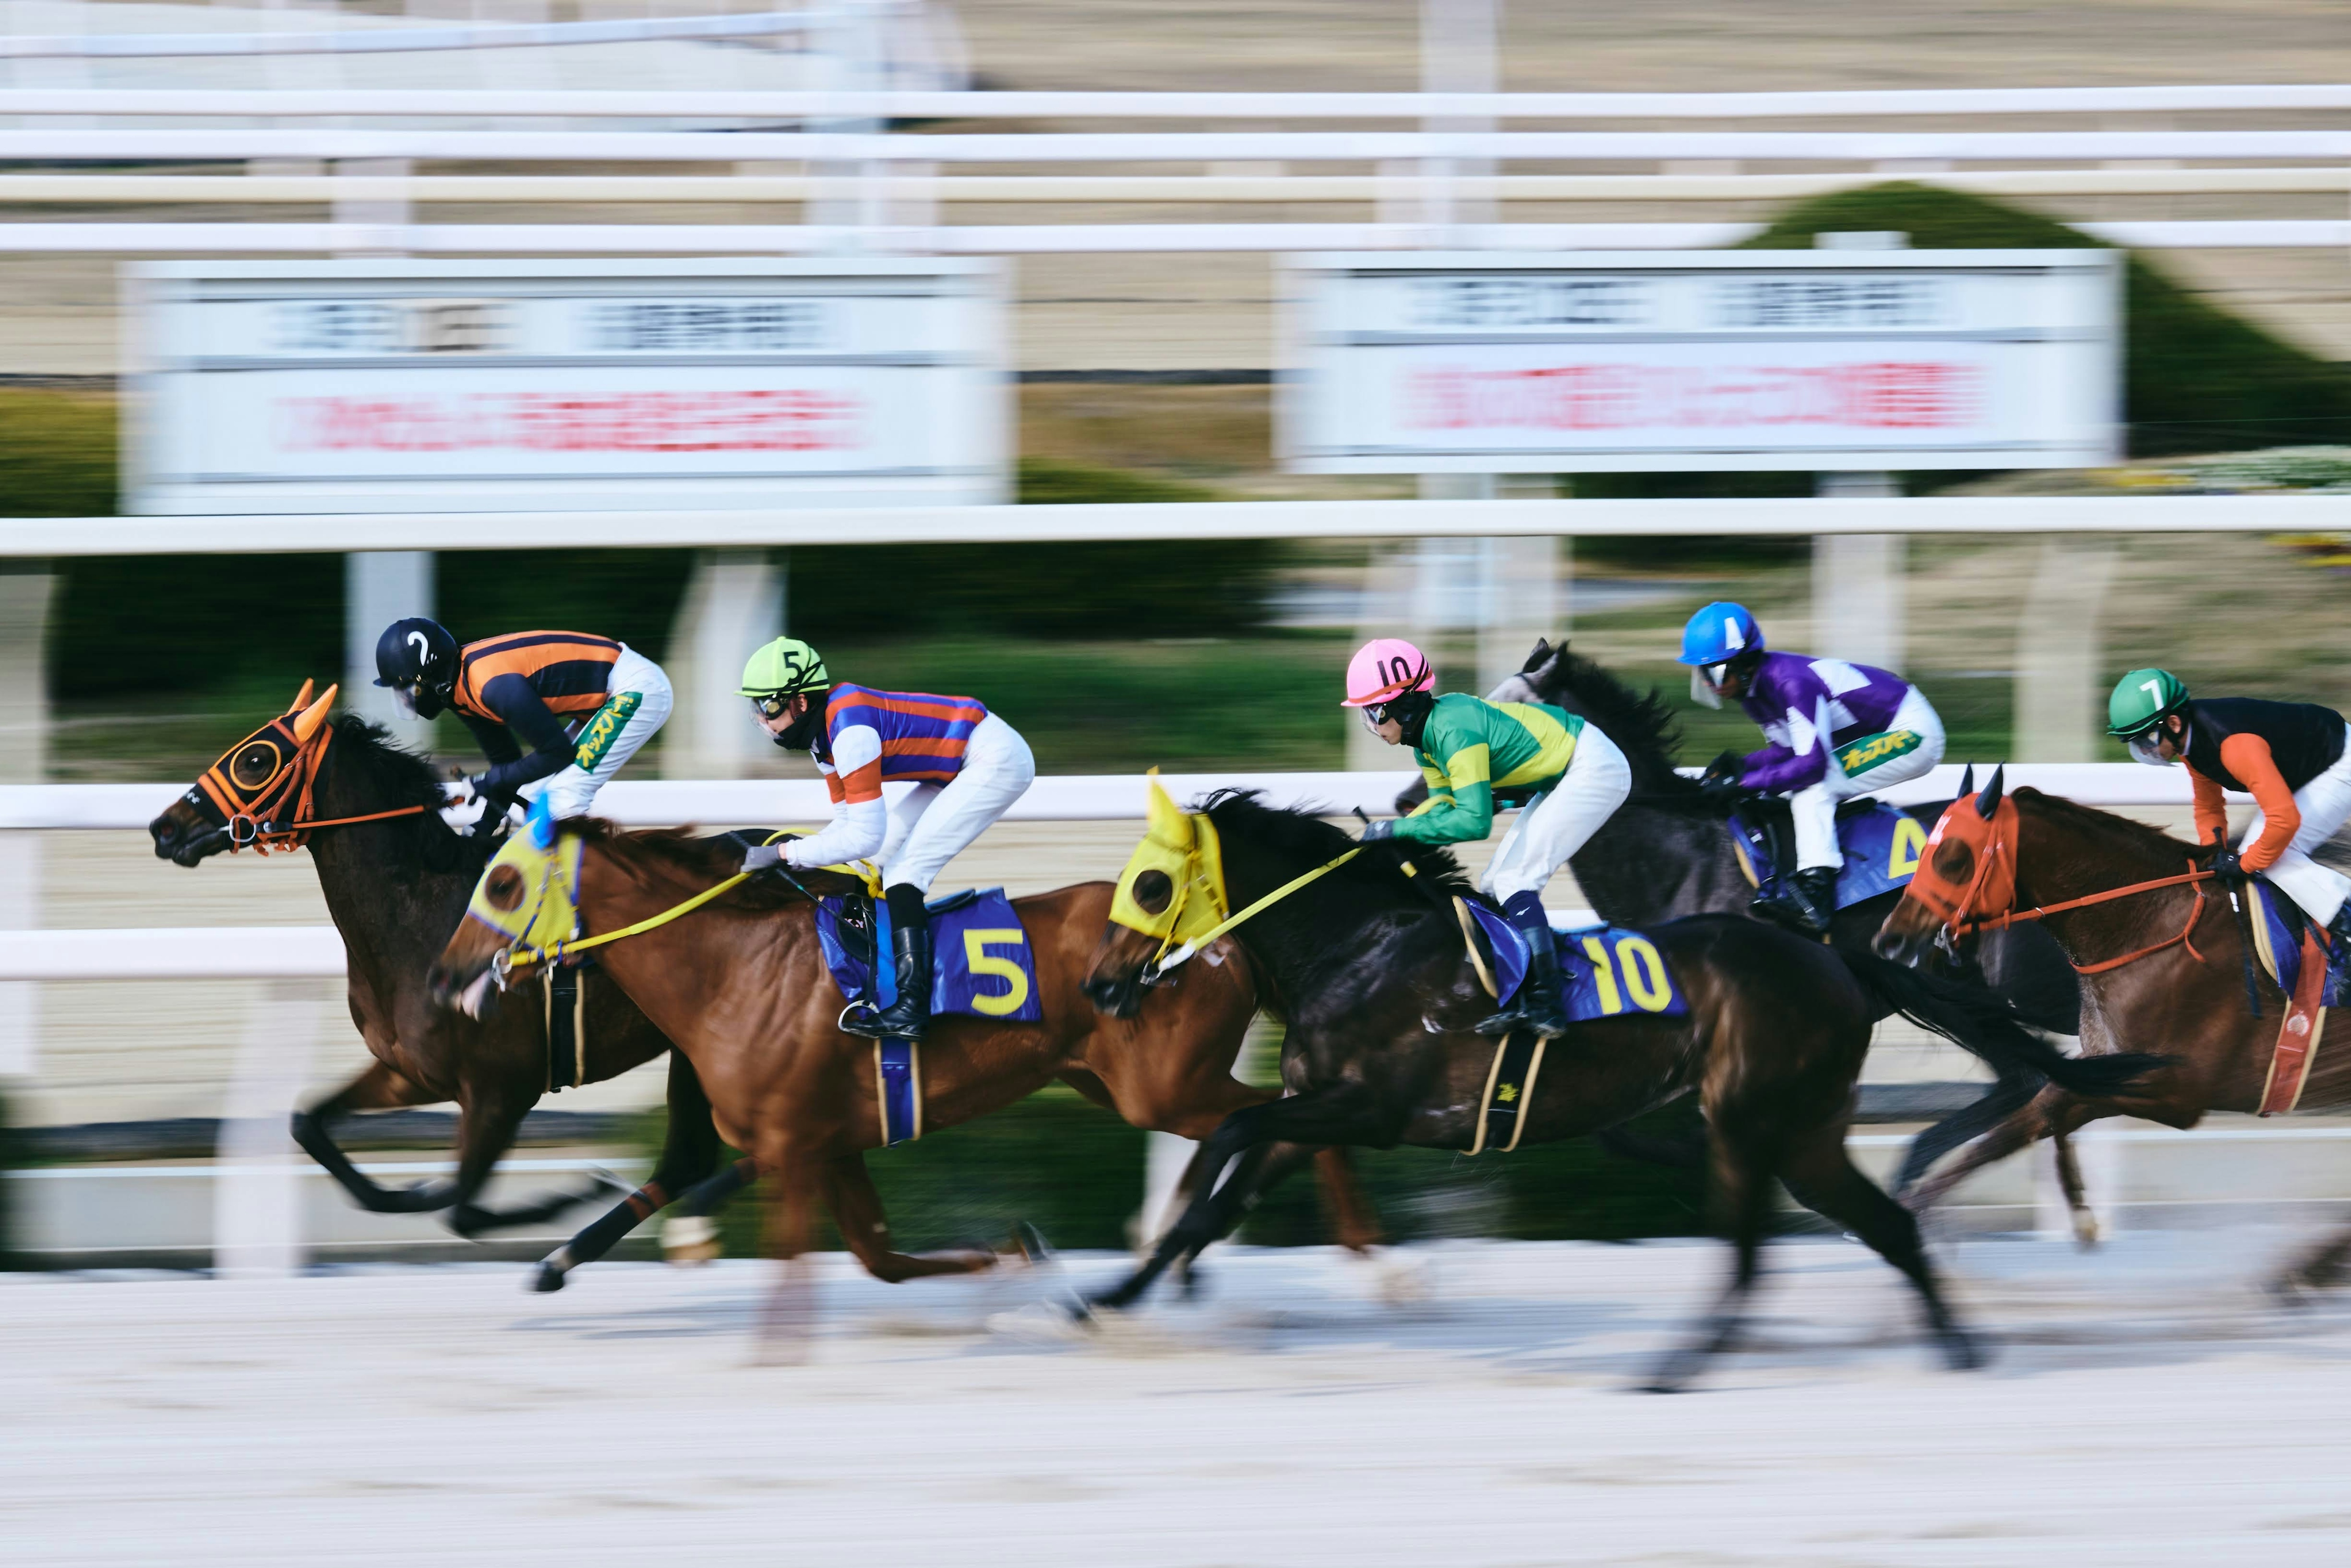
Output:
[1678,602,1946,936]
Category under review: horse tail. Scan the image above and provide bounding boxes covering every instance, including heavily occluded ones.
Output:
[1834,950,2163,1099]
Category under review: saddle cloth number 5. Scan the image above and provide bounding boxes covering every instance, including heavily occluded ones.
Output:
[962,928,1030,1017]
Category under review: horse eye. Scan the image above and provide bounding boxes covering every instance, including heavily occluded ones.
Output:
[1933,841,1974,879]
[486,867,525,912]
[1132,869,1174,915]
[230,744,279,789]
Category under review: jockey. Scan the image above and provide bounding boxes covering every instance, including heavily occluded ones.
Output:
[1678,602,1946,936]
[373,618,672,834]
[735,636,1037,1041]
[2109,668,2351,958]
[1347,636,1632,1039]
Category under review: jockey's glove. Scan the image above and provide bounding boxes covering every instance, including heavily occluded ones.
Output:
[740,842,785,876]
[1700,749,1745,787]
[2210,844,2248,887]
[1698,776,1747,809]
[1357,818,1397,842]
[438,777,489,835]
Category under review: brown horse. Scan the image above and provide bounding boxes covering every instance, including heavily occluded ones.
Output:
[424,820,1379,1317]
[1873,769,2351,1288]
[1078,787,2157,1389]
[148,688,719,1262]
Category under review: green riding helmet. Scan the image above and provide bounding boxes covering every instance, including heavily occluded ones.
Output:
[2107,667,2191,739]
[738,636,830,700]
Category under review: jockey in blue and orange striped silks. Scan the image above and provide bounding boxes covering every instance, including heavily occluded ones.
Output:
[735,636,1037,1041]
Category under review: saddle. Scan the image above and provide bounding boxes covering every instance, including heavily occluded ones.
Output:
[1726,797,1929,913]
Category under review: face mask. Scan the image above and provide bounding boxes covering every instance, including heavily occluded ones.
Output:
[392,686,421,720]
[2127,735,2173,767]
[1690,669,1724,711]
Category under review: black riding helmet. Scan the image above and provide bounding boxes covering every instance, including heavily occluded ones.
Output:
[373,617,459,719]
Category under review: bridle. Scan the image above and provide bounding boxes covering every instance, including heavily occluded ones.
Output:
[186,686,426,855]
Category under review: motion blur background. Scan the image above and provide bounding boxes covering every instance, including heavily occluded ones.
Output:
[1,0,2348,1270]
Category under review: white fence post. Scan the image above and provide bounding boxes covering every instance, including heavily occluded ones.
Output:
[344,550,436,749]
[662,549,785,779]
[2015,538,2121,762]
[0,566,52,1078]
[212,980,323,1279]
[1812,474,1905,672]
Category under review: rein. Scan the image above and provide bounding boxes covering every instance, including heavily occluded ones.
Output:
[495,834,819,983]
[1957,861,2216,975]
[1143,838,1364,984]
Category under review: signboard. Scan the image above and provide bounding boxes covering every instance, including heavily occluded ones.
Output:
[1279,250,2122,473]
[124,258,1008,513]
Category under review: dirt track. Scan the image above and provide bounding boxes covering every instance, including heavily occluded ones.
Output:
[11,1232,2351,1565]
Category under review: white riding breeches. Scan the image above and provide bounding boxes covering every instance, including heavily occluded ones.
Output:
[1480,724,1633,903]
[1790,685,1945,872]
[879,713,1037,893]
[2243,723,2351,928]
[520,644,673,820]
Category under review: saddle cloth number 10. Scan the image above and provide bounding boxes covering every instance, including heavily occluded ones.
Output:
[1579,932,1677,1015]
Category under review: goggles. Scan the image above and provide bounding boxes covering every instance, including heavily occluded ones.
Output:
[749,691,801,719]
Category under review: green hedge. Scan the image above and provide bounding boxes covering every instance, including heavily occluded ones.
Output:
[1740,182,2351,457]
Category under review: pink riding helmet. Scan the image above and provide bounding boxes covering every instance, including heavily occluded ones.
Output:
[1342,638,1436,708]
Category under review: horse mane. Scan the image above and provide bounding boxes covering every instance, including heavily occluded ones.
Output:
[1520,642,1700,798]
[1199,788,1479,904]
[2013,786,2202,861]
[566,819,851,910]
[329,714,447,808]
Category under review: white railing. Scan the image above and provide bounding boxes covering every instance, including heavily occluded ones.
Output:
[0,10,827,60]
[7,495,2347,555]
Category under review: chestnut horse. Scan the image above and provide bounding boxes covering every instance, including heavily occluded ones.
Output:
[1080,787,2158,1390]
[425,820,1379,1321]
[149,688,719,1266]
[1875,769,2351,1292]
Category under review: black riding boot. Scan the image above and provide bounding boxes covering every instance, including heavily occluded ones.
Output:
[1753,866,1838,938]
[1477,893,1571,1038]
[2328,907,2351,1007]
[844,885,932,1040]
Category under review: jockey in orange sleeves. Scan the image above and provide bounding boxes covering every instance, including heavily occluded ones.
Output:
[2110,669,2351,970]
[373,618,672,833]
[735,636,1037,1040]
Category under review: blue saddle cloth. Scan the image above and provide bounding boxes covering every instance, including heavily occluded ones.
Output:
[1461,899,1689,1021]
[1728,799,1932,912]
[815,887,1044,1024]
[2249,880,2350,1003]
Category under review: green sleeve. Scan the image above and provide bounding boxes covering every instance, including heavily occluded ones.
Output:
[1395,728,1495,844]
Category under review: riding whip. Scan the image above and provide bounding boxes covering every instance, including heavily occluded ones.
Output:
[2218,827,2262,1019]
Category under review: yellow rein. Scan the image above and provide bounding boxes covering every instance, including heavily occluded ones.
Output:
[500,869,752,978]
[1144,844,1365,982]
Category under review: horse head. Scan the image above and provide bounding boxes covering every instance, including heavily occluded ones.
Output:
[150,680,339,865]
[1874,765,2019,964]
[427,797,581,1018]
[1086,771,1229,1018]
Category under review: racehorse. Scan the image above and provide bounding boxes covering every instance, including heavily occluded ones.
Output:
[148,685,725,1277]
[1473,639,2085,1193]
[1079,787,2158,1390]
[422,819,1382,1326]
[1874,770,2351,1292]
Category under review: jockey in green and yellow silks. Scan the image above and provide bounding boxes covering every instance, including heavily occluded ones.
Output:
[1346,637,1632,1038]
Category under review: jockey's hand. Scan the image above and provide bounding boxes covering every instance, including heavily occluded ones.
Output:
[1700,749,1745,788]
[2210,843,2248,887]
[1698,775,1747,810]
[438,777,488,835]
[1358,818,1397,843]
[740,843,784,876]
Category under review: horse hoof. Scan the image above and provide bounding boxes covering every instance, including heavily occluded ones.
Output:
[1940,1331,1989,1373]
[1008,1221,1055,1267]
[527,1262,568,1294]
[2071,1212,2104,1250]
[663,1214,721,1266]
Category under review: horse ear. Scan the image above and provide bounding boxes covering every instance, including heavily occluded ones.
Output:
[1955,762,1974,800]
[1974,763,2005,819]
[285,678,315,715]
[1144,768,1194,851]
[290,685,337,745]
[1518,638,1553,675]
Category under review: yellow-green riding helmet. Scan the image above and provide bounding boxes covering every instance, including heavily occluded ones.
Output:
[738,636,830,702]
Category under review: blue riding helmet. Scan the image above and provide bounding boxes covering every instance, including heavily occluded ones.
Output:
[1678,602,1764,667]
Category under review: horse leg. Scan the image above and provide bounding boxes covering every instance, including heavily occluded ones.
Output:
[529,1052,723,1293]
[1779,1125,1983,1373]
[2273,1221,2351,1302]
[755,1152,819,1365]
[2052,1127,2102,1248]
[443,1082,604,1239]
[1311,1146,1385,1253]
[1902,1089,2070,1214]
[1891,1064,2041,1197]
[1083,1086,1390,1315]
[820,1152,998,1283]
[289,1060,453,1214]
[1643,1147,1772,1394]
[665,1157,763,1265]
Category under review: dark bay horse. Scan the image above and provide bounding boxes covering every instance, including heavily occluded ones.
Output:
[148,687,722,1274]
[424,820,1381,1326]
[1875,771,2351,1292]
[1081,789,2157,1390]
[1475,639,2084,1190]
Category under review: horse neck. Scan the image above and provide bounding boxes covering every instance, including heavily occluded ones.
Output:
[2013,801,2205,963]
[1570,798,1743,925]
[1215,834,1437,1007]
[302,735,450,938]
